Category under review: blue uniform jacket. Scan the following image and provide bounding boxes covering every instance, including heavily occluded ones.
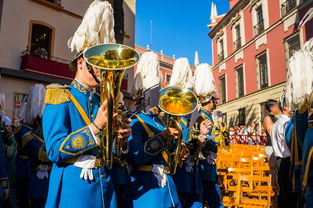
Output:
[14,125,33,179]
[301,107,313,187]
[23,133,51,199]
[197,109,218,182]
[173,117,202,196]
[125,112,181,208]
[0,129,8,199]
[43,80,117,208]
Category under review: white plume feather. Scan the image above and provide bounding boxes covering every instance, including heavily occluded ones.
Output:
[21,84,46,125]
[133,52,161,94]
[194,63,216,101]
[68,0,116,53]
[169,58,194,89]
[285,38,313,109]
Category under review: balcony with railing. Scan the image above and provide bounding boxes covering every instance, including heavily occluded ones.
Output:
[218,51,225,63]
[20,50,129,91]
[281,0,297,17]
[20,50,75,81]
[254,20,265,36]
[233,38,242,51]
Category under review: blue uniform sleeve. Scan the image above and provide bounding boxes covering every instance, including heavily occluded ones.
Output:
[43,103,99,163]
[127,119,167,168]
[295,110,308,148]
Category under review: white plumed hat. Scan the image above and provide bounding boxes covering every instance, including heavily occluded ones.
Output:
[133,52,162,94]
[20,84,46,125]
[169,58,194,89]
[194,63,216,103]
[68,0,116,70]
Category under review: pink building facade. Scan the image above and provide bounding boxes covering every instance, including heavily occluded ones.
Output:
[209,0,313,126]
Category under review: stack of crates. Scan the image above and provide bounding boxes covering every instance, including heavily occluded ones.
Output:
[216,144,277,208]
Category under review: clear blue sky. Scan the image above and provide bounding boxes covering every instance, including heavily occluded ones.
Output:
[135,0,230,65]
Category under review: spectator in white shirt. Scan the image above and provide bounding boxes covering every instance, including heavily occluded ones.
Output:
[270,100,295,208]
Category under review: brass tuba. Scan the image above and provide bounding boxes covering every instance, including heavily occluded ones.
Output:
[83,44,140,169]
[159,86,198,174]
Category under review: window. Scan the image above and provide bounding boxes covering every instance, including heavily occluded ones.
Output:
[219,76,226,104]
[234,24,242,51]
[281,0,297,17]
[236,65,245,97]
[218,38,224,63]
[238,108,246,125]
[285,34,300,59]
[254,6,264,36]
[166,74,171,83]
[30,24,53,58]
[257,52,269,89]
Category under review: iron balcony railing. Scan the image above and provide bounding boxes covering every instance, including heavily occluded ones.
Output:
[254,20,265,36]
[234,38,242,51]
[281,0,297,17]
[218,51,225,63]
[22,50,71,64]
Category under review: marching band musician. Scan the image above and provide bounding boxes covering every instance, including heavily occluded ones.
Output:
[284,34,313,207]
[0,113,12,207]
[42,1,131,207]
[169,58,203,208]
[125,52,181,208]
[193,64,223,208]
[15,84,51,208]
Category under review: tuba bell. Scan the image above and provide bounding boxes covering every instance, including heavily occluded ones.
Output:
[159,86,198,174]
[83,43,140,169]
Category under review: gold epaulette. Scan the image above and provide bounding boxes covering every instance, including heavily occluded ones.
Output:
[45,83,70,105]
[298,101,309,114]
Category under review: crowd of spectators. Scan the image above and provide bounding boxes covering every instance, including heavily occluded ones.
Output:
[227,122,268,145]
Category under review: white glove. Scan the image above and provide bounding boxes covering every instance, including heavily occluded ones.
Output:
[185,158,194,173]
[36,165,49,179]
[152,165,167,188]
[74,155,96,181]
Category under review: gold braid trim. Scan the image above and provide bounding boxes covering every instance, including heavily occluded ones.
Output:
[38,144,50,162]
[22,133,34,148]
[45,84,70,105]
[298,101,309,114]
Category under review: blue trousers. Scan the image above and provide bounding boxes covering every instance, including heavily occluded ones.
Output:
[202,181,223,208]
[305,188,313,208]
[178,192,202,208]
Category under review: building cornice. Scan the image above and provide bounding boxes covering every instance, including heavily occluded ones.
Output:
[217,82,286,107]
[135,45,175,63]
[208,0,251,39]
[30,0,83,19]
[0,67,70,85]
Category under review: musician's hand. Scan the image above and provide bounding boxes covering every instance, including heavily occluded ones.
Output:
[198,134,206,147]
[160,128,179,141]
[91,100,109,134]
[200,119,213,135]
[117,118,132,147]
[181,148,190,161]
